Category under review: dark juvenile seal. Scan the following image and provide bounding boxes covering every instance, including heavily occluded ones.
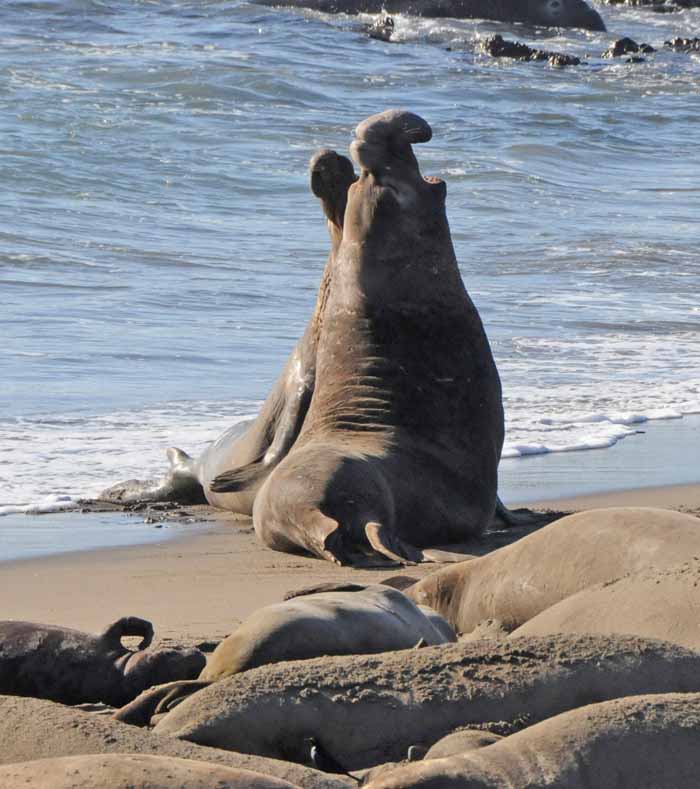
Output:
[213,110,505,566]
[257,0,606,30]
[98,151,358,515]
[0,617,205,707]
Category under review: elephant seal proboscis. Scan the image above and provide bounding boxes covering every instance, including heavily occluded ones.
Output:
[115,584,455,726]
[0,754,302,789]
[212,109,505,566]
[98,149,358,515]
[406,507,700,634]
[511,556,700,650]
[363,693,700,788]
[0,617,205,707]
[152,634,700,770]
[0,695,349,789]
[257,0,606,30]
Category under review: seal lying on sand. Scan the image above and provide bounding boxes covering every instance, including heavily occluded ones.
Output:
[115,584,455,726]
[0,754,302,789]
[363,693,700,788]
[0,617,205,707]
[213,110,505,566]
[512,556,700,650]
[258,0,606,30]
[406,507,700,634]
[99,149,358,515]
[152,634,700,769]
[0,696,348,789]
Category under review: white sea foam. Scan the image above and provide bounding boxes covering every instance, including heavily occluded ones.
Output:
[2,382,699,513]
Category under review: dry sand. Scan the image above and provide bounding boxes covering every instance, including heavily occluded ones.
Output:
[1,484,699,646]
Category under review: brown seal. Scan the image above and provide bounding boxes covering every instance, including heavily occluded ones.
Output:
[114,583,455,727]
[362,693,700,788]
[152,634,700,770]
[0,754,301,789]
[406,507,700,635]
[213,110,504,565]
[0,617,204,707]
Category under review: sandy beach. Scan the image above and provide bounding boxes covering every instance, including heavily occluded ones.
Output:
[2,482,698,646]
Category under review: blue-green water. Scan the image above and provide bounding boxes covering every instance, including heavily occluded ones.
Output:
[1,1,698,554]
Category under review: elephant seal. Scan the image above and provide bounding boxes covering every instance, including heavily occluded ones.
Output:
[98,149,358,515]
[152,634,700,770]
[363,693,700,788]
[257,0,606,30]
[0,754,301,789]
[0,617,205,707]
[406,507,700,634]
[213,110,504,566]
[0,696,349,789]
[423,729,502,759]
[511,557,700,650]
[115,584,455,726]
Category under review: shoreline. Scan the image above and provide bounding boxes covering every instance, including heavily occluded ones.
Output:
[3,411,698,564]
[1,481,698,645]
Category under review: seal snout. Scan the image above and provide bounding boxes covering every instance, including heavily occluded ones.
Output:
[350,109,432,179]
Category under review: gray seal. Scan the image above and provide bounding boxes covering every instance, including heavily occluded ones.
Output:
[257,0,606,30]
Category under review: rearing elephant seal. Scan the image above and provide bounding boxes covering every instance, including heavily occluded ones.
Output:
[213,110,504,565]
[99,150,358,514]
[0,617,205,707]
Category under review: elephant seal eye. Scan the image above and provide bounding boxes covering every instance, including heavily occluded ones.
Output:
[549,0,561,8]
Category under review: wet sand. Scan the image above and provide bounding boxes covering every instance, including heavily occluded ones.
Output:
[2,483,699,646]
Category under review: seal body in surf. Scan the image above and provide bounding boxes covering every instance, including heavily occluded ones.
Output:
[257,0,606,31]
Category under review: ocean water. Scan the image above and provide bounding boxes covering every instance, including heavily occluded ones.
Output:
[1,0,699,550]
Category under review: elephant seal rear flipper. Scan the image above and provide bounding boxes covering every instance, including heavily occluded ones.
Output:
[101,616,154,651]
[493,496,540,527]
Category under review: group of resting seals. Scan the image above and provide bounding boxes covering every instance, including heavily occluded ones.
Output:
[102,109,510,566]
[3,506,700,785]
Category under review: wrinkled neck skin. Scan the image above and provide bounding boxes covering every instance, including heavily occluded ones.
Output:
[336,159,464,314]
[306,150,357,339]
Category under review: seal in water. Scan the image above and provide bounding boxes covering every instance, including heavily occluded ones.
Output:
[257,0,606,30]
[0,617,205,707]
[212,110,505,565]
